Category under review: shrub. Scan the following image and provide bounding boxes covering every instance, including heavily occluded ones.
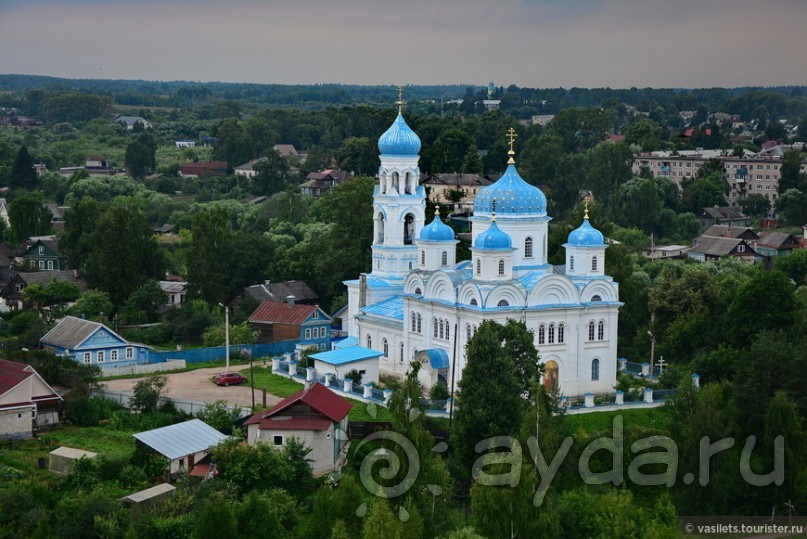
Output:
[65,396,124,426]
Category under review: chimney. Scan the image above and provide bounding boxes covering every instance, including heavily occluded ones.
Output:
[285,295,295,307]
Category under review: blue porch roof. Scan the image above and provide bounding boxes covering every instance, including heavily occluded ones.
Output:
[310,346,383,366]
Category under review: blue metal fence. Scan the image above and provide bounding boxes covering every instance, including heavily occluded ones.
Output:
[148,341,297,364]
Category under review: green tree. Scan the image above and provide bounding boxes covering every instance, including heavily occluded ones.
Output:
[462,144,484,174]
[119,281,166,325]
[250,149,291,196]
[740,193,771,217]
[681,172,725,212]
[212,118,253,168]
[124,132,156,179]
[725,269,796,347]
[335,137,378,176]
[22,279,80,323]
[129,374,168,413]
[187,205,231,304]
[202,321,258,346]
[61,198,103,270]
[776,188,807,225]
[625,118,664,150]
[779,150,806,193]
[194,498,236,539]
[9,191,52,244]
[453,320,528,470]
[9,145,38,189]
[68,290,114,321]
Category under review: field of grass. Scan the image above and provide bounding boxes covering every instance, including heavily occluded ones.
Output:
[563,406,673,438]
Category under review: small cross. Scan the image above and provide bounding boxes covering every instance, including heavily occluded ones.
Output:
[506,128,517,163]
[396,85,404,113]
[655,356,666,375]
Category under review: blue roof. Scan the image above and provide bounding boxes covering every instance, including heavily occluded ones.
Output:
[419,212,455,242]
[378,113,421,156]
[474,219,512,250]
[332,336,358,349]
[361,296,404,320]
[419,348,450,369]
[567,218,605,247]
[474,164,546,215]
[310,346,383,366]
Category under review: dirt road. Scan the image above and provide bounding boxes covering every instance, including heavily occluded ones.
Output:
[101,366,282,409]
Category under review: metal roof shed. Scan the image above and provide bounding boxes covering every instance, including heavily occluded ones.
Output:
[133,419,228,475]
[49,446,97,474]
[119,483,176,512]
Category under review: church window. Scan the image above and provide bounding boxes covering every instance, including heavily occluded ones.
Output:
[592,256,598,271]
[421,251,426,265]
[366,335,372,349]
[538,324,545,344]
[470,298,478,306]
[570,256,575,271]
[445,321,450,340]
[433,318,438,338]
[383,338,389,358]
[548,323,555,344]
[409,262,413,270]
[588,321,595,341]
[439,320,445,340]
[466,323,472,341]
[415,287,421,295]
[598,321,605,340]
[399,342,404,363]
[558,323,565,343]
[525,237,533,258]
[497,300,509,307]
[476,258,481,275]
[591,358,600,381]
[441,251,448,266]
[498,260,505,275]
[417,314,422,333]
[411,312,417,332]
[591,295,602,302]
[404,213,415,245]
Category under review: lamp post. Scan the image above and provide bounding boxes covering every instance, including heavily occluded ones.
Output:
[219,303,230,373]
[647,331,655,382]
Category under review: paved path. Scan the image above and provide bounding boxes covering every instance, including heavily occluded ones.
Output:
[102,366,282,409]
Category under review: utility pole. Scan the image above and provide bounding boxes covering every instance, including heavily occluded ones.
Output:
[647,331,655,383]
[219,303,230,373]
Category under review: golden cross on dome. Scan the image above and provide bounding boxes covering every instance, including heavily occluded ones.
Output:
[396,85,404,114]
[507,127,517,164]
[584,199,590,219]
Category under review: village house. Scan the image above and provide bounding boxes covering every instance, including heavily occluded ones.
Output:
[15,236,66,271]
[228,280,319,311]
[116,116,152,130]
[688,236,756,263]
[754,231,801,259]
[0,270,87,310]
[133,419,228,475]
[40,316,151,368]
[244,382,351,475]
[299,169,350,198]
[0,359,62,440]
[248,300,332,350]
[422,173,493,212]
[179,160,227,178]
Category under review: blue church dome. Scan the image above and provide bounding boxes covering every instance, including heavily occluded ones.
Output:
[378,114,421,156]
[420,210,455,242]
[474,219,512,250]
[567,217,605,246]
[473,164,546,214]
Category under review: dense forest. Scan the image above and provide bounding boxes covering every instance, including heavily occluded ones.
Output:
[0,76,806,538]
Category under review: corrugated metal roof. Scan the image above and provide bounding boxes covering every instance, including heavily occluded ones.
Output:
[361,296,404,320]
[332,336,358,349]
[39,316,103,349]
[310,346,383,366]
[120,483,175,503]
[133,419,228,460]
[249,301,328,325]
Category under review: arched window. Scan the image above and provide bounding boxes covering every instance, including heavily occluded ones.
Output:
[558,323,565,343]
[421,250,426,265]
[445,321,450,340]
[399,342,404,363]
[525,237,533,258]
[538,324,545,344]
[497,300,509,307]
[377,212,385,243]
[591,358,600,381]
[416,314,422,333]
[366,334,372,349]
[441,251,448,266]
[591,295,602,302]
[382,338,389,357]
[470,298,478,306]
[592,256,598,271]
[411,312,416,332]
[439,320,445,340]
[548,323,555,344]
[598,320,605,340]
[498,259,505,275]
[570,255,575,271]
[414,287,421,295]
[433,318,438,338]
[404,213,414,245]
[409,262,413,270]
[476,258,481,275]
[588,321,595,341]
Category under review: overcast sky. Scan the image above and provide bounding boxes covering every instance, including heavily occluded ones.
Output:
[1,0,805,88]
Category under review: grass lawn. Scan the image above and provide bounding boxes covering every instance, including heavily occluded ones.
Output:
[563,406,673,439]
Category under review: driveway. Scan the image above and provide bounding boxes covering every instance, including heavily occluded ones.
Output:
[101,366,282,409]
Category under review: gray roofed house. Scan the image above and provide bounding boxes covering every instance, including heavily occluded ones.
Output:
[701,224,759,241]
[696,206,751,228]
[688,236,756,262]
[755,231,800,259]
[228,280,319,310]
[1,270,87,310]
[40,315,151,368]
[133,419,228,474]
[39,316,109,349]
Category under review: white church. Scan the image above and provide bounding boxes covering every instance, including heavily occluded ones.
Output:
[344,104,621,397]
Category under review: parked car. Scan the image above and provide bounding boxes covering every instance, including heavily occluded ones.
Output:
[214,372,248,386]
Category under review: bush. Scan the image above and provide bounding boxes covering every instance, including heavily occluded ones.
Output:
[344,369,363,385]
[429,382,450,401]
[65,396,124,426]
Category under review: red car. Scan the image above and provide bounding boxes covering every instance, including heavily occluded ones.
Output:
[214,372,248,387]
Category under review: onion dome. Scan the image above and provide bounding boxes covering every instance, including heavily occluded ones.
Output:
[567,216,605,246]
[419,209,455,242]
[474,217,512,250]
[378,114,421,156]
[473,164,546,215]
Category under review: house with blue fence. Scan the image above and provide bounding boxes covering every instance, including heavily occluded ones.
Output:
[40,316,150,368]
[249,299,332,350]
